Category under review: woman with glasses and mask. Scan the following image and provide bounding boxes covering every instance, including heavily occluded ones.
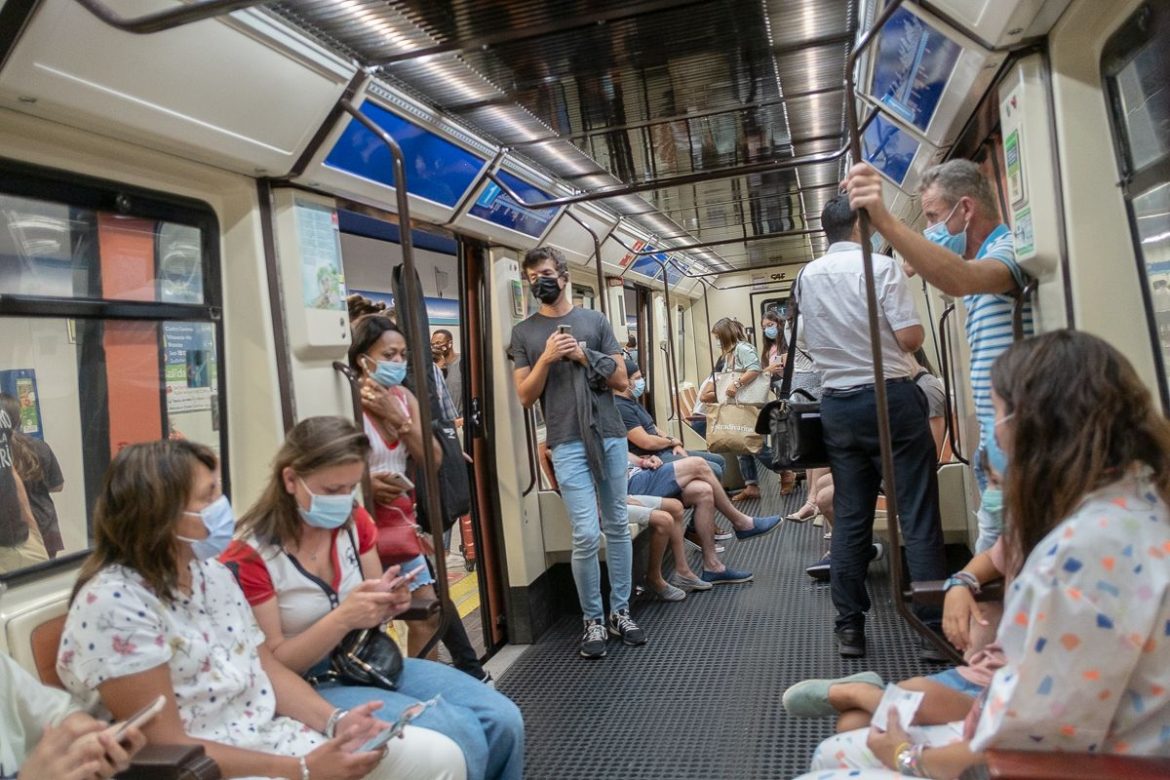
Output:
[222,417,524,780]
[57,439,465,780]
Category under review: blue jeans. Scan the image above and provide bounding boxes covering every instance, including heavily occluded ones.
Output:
[736,441,776,485]
[820,379,946,632]
[549,437,633,619]
[314,658,524,780]
[658,449,725,481]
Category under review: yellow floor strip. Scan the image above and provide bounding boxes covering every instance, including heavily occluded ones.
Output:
[448,571,481,618]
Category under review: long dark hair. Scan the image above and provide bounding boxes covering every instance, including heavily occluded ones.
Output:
[760,309,785,354]
[73,440,218,604]
[236,416,370,548]
[990,330,1170,574]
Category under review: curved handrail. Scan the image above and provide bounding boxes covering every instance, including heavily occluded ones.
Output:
[72,0,270,34]
[521,408,539,498]
[340,100,450,660]
[844,0,963,665]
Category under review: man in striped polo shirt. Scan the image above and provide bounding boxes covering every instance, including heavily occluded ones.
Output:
[844,159,1033,550]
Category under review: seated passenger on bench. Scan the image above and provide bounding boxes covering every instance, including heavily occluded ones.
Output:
[625,494,709,601]
[794,331,1170,779]
[58,439,466,780]
[624,452,780,585]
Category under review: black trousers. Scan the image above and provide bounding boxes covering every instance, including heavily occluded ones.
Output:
[820,379,947,633]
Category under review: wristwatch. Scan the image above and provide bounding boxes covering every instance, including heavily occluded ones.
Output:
[733,378,743,388]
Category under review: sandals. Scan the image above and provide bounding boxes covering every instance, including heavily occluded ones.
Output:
[779,471,797,495]
[784,501,819,523]
[731,487,761,502]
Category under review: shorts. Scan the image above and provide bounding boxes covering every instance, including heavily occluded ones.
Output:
[929,667,985,698]
[626,495,664,527]
[398,553,436,592]
[627,463,681,499]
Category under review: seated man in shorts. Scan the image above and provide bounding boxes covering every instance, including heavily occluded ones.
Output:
[625,452,780,585]
[625,494,710,601]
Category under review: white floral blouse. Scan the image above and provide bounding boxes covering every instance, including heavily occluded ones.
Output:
[57,560,326,759]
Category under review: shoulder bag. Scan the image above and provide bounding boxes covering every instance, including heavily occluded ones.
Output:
[305,527,404,691]
[754,273,829,470]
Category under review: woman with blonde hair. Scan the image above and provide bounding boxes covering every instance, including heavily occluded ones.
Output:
[58,439,465,780]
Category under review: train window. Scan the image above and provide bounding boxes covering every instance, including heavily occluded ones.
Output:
[571,284,596,311]
[1103,1,1170,406]
[0,160,225,581]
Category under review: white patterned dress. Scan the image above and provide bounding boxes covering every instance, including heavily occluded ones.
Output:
[58,560,326,763]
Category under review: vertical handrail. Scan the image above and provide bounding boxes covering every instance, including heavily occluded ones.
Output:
[341,101,449,659]
[645,257,685,441]
[521,408,539,497]
[844,0,961,664]
[938,304,970,466]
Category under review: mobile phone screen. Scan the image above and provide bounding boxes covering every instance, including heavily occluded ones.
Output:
[115,694,166,741]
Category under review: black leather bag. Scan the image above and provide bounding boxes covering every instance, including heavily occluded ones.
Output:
[754,271,830,470]
[326,627,404,691]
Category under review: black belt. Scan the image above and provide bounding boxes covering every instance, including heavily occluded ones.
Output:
[823,376,914,396]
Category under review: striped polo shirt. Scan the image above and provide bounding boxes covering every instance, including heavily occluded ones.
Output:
[962,224,1033,447]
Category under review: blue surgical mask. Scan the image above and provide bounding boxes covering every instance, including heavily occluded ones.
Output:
[923,201,968,257]
[370,359,407,388]
[178,495,235,560]
[981,485,1003,520]
[298,478,356,529]
[632,378,646,398]
[763,325,778,340]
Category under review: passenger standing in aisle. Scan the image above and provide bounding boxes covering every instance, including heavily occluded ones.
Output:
[796,196,946,659]
[508,246,645,659]
[844,159,1032,551]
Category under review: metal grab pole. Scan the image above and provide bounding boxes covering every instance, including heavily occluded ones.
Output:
[341,100,451,659]
[563,209,609,317]
[73,0,271,33]
[647,257,685,442]
[844,0,961,664]
[938,304,969,466]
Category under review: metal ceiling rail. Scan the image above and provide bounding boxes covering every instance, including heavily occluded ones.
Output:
[843,0,962,665]
[367,0,711,67]
[72,0,272,33]
[340,99,451,659]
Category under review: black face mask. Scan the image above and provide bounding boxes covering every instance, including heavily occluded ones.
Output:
[531,276,563,305]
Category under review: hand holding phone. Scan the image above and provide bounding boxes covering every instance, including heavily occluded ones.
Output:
[378,562,427,592]
[385,472,414,491]
[355,697,440,753]
[556,324,572,336]
[114,695,166,743]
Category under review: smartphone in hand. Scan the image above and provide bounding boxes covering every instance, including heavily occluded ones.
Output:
[384,472,414,491]
[556,324,572,336]
[114,695,166,743]
[355,697,440,753]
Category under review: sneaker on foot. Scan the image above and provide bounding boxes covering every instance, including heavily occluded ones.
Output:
[713,526,734,541]
[684,529,724,554]
[806,551,831,581]
[782,671,885,717]
[835,627,866,658]
[669,572,714,591]
[580,619,607,659]
[608,609,647,645]
[652,582,687,602]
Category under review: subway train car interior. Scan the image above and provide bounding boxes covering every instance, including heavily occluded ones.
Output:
[0,0,1168,778]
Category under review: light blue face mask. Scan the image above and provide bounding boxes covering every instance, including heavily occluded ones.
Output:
[370,359,407,388]
[763,325,778,340]
[980,485,1003,519]
[298,478,356,529]
[177,495,235,560]
[922,201,967,257]
[632,377,646,398]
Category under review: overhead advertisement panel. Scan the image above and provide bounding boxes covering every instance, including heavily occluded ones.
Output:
[619,241,687,287]
[324,101,486,209]
[468,173,561,239]
[861,112,922,189]
[871,6,962,134]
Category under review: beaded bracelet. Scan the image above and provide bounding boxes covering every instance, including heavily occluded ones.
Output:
[896,743,928,777]
[298,755,311,780]
[944,570,981,594]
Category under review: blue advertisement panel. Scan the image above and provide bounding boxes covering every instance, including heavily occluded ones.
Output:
[862,113,921,188]
[0,369,42,440]
[871,6,962,133]
[352,289,460,326]
[325,101,485,208]
[469,173,560,238]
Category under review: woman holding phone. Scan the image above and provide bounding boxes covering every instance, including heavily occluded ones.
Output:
[222,417,524,780]
[57,438,465,780]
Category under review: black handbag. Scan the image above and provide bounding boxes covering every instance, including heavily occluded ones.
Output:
[326,627,405,691]
[754,272,830,470]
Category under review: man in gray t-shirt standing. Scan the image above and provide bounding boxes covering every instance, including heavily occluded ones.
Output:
[508,246,645,659]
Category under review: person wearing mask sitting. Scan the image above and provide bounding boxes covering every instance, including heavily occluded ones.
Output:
[222,417,524,780]
[795,330,1170,779]
[57,439,466,780]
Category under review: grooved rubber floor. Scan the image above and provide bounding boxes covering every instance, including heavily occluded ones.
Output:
[497,476,940,780]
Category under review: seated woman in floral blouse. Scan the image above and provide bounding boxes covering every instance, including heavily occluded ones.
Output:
[57,439,465,780]
[795,330,1170,779]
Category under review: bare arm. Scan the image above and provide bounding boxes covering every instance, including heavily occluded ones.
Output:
[627,426,673,453]
[606,353,629,392]
[893,324,925,354]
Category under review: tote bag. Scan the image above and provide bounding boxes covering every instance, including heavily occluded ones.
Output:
[706,402,764,454]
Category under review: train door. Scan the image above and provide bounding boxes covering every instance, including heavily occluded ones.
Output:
[334,211,504,659]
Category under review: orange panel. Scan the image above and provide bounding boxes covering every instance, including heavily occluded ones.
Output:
[98,215,162,454]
